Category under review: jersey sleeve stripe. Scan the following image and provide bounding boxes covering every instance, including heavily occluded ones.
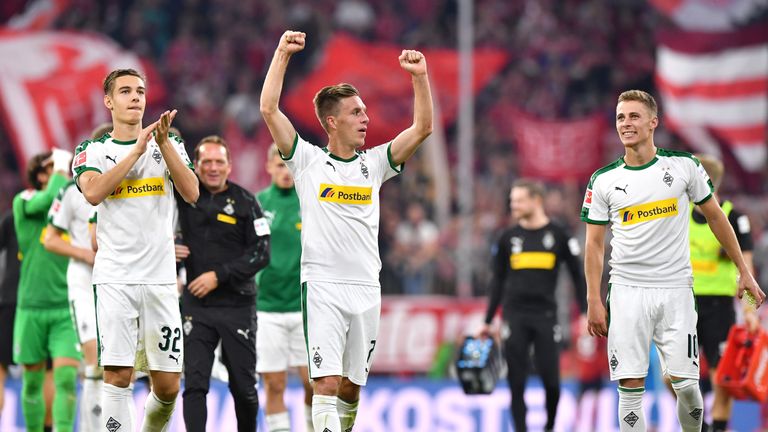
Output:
[386,142,403,173]
[694,193,713,206]
[281,134,299,161]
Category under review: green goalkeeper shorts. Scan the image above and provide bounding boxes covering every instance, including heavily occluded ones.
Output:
[13,307,81,364]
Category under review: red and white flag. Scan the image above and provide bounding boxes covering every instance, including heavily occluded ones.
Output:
[0,30,162,169]
[654,20,767,172]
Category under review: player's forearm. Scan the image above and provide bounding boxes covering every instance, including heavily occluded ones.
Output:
[43,230,86,261]
[160,145,198,204]
[78,154,139,205]
[707,210,750,274]
[584,244,604,304]
[412,73,434,139]
[260,50,291,116]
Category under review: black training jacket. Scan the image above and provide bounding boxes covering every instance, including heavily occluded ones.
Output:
[176,181,270,307]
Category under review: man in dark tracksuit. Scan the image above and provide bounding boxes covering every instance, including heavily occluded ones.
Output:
[479,179,587,432]
[176,135,270,432]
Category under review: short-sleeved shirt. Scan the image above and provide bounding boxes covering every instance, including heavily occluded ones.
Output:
[580,148,713,287]
[72,133,193,285]
[12,173,70,308]
[283,135,402,286]
[48,180,93,285]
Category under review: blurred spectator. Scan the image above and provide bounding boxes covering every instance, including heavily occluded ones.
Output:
[393,202,440,295]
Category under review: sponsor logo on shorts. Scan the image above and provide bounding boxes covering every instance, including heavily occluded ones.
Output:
[620,198,678,225]
[168,354,179,365]
[623,411,639,427]
[318,184,372,205]
[108,177,165,199]
[236,328,250,340]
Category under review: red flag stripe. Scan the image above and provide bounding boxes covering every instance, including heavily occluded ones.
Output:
[656,22,768,53]
[709,125,766,146]
[655,74,768,99]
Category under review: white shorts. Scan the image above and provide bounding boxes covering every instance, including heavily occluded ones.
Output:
[607,284,699,381]
[68,265,96,344]
[95,283,183,373]
[303,281,380,385]
[256,311,307,373]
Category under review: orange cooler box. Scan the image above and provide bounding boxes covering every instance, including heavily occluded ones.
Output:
[713,324,768,402]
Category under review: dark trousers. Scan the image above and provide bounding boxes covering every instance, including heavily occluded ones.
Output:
[504,311,561,432]
[182,304,258,432]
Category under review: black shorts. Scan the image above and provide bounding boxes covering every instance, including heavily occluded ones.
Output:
[696,295,735,369]
[0,304,16,367]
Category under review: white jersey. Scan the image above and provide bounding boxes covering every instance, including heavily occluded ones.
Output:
[580,149,713,287]
[48,181,94,291]
[72,133,193,285]
[285,135,401,286]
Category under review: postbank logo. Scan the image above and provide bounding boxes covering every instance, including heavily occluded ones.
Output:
[620,198,678,225]
[108,177,165,199]
[318,184,372,205]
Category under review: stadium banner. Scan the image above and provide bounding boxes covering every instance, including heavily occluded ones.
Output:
[0,30,163,169]
[6,0,71,30]
[655,21,768,173]
[376,295,487,373]
[491,105,605,181]
[283,34,508,148]
[1,376,761,431]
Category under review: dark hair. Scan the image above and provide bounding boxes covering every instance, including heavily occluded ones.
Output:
[27,151,53,190]
[512,178,546,199]
[194,135,230,161]
[618,90,658,117]
[103,69,146,95]
[313,83,360,132]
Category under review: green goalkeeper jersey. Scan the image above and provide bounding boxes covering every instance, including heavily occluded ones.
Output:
[13,172,70,309]
[256,184,302,312]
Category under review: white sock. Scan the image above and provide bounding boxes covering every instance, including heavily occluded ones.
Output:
[313,395,340,432]
[81,365,103,432]
[618,386,646,431]
[671,379,704,432]
[102,383,134,432]
[140,391,176,432]
[266,411,291,432]
[305,404,314,432]
[336,398,359,432]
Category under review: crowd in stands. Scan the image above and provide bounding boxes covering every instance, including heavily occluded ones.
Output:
[2,0,767,297]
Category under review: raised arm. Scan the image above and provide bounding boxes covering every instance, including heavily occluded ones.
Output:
[698,197,765,307]
[260,31,305,157]
[584,223,608,337]
[77,122,157,205]
[389,50,433,166]
[155,110,199,204]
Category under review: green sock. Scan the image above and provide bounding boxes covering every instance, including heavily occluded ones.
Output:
[52,366,78,432]
[22,369,46,431]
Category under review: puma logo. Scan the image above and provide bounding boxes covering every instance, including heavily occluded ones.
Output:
[168,354,179,364]
[106,155,117,164]
[614,184,628,194]
[236,328,250,340]
[325,161,336,172]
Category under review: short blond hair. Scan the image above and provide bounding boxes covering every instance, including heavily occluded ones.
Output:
[618,90,658,117]
[695,154,724,191]
[194,135,230,161]
[313,83,360,132]
[267,143,280,160]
